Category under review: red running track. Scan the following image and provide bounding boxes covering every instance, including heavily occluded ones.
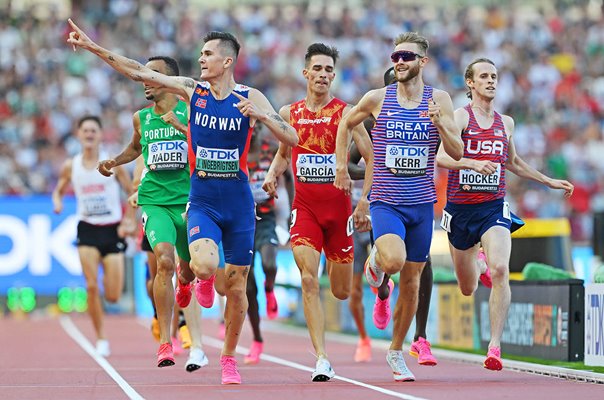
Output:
[1,314,602,400]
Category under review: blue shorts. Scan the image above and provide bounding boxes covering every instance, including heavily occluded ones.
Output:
[369,201,434,263]
[442,198,525,250]
[187,197,255,266]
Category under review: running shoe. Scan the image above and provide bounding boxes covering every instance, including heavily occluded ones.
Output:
[150,317,160,342]
[195,275,216,308]
[409,337,438,366]
[185,347,209,372]
[364,245,385,287]
[218,321,226,340]
[266,289,278,320]
[483,346,503,371]
[311,357,335,382]
[175,264,193,308]
[354,337,372,363]
[373,279,394,329]
[220,355,241,384]
[157,342,175,367]
[172,336,183,356]
[244,340,263,365]
[96,339,110,357]
[477,250,493,288]
[386,350,415,382]
[179,324,192,349]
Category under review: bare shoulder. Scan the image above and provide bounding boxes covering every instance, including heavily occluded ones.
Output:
[432,88,453,102]
[278,104,292,122]
[61,157,73,177]
[501,114,515,133]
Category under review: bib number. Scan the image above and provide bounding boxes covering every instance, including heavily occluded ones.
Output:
[195,146,240,179]
[347,215,354,237]
[440,210,452,233]
[296,153,336,183]
[385,145,428,176]
[459,164,501,192]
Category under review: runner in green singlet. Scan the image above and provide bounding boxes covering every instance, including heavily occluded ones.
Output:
[98,56,206,370]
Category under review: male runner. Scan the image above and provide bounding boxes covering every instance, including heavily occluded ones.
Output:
[437,58,573,371]
[67,21,298,383]
[52,115,135,357]
[335,32,463,381]
[263,43,372,381]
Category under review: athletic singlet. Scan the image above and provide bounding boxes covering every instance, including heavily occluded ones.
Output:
[248,139,275,214]
[188,82,253,199]
[370,84,439,205]
[447,105,508,204]
[138,100,190,206]
[72,153,122,225]
[290,97,347,201]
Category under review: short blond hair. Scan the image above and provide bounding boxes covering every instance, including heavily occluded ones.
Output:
[394,32,429,56]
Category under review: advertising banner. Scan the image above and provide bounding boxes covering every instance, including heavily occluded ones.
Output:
[585,284,604,366]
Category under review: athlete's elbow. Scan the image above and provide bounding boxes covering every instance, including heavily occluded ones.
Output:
[288,134,299,147]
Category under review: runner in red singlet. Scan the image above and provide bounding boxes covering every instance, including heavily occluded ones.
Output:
[263,43,371,382]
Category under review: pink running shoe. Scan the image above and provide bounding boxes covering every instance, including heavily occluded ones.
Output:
[354,337,372,362]
[373,279,394,329]
[484,347,503,371]
[478,250,492,289]
[266,289,278,320]
[221,355,241,384]
[195,274,216,308]
[409,337,438,366]
[244,340,263,365]
[175,264,193,308]
[157,343,175,367]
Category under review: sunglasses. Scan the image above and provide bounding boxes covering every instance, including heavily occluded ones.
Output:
[390,51,424,63]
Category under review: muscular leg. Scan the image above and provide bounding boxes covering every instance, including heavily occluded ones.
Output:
[292,245,325,357]
[260,244,277,293]
[349,273,367,339]
[390,261,425,350]
[152,242,177,344]
[146,250,157,310]
[78,246,103,339]
[451,243,481,296]
[481,227,512,349]
[414,257,433,341]
[189,238,220,280]
[222,263,249,356]
[246,255,262,342]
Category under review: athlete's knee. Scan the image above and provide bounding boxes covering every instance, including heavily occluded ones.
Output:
[104,289,121,303]
[86,280,100,296]
[300,272,320,295]
[349,283,363,306]
[399,274,421,301]
[190,257,217,280]
[226,280,248,307]
[378,251,405,275]
[246,280,258,299]
[489,261,509,284]
[332,285,350,300]
[156,252,176,276]
[458,281,477,296]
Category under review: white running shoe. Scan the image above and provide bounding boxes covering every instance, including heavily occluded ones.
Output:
[386,350,415,382]
[96,339,110,357]
[185,347,209,372]
[311,357,335,382]
[364,245,385,287]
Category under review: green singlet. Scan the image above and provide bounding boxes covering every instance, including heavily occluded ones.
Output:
[138,100,190,205]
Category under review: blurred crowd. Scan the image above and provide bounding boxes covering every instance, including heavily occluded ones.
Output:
[1,0,603,241]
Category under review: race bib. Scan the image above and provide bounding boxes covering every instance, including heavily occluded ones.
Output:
[296,153,336,183]
[195,146,240,179]
[440,210,452,233]
[459,164,501,192]
[82,195,110,217]
[385,145,429,176]
[147,140,188,171]
[503,201,511,220]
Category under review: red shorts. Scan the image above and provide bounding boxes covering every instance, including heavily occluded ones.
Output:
[290,195,353,264]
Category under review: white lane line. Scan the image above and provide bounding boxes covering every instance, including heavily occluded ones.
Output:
[203,336,430,400]
[60,316,145,400]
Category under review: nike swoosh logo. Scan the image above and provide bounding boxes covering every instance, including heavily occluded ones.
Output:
[386,110,405,117]
[496,219,507,224]
[175,111,185,116]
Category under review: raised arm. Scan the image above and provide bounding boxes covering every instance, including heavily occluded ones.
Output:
[262,105,295,198]
[67,19,196,101]
[52,159,72,214]
[233,90,298,147]
[431,89,464,160]
[504,116,574,197]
